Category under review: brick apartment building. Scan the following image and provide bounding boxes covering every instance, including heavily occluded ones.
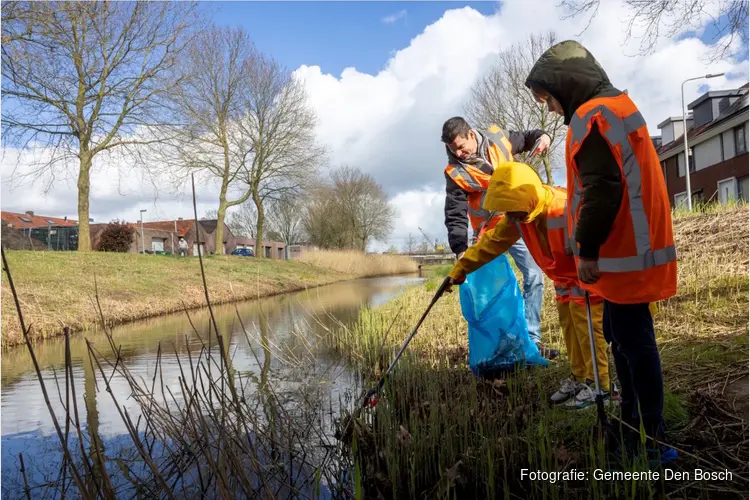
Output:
[657,83,749,207]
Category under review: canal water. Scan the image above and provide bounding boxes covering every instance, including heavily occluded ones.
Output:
[1,275,423,498]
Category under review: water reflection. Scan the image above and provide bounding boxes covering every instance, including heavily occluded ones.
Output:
[1,275,422,498]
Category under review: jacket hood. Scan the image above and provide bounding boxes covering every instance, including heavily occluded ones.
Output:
[482,162,552,223]
[525,40,619,125]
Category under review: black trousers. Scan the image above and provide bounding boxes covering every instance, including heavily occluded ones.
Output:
[603,300,664,440]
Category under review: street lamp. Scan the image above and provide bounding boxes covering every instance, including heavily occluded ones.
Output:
[139,209,147,253]
[681,72,725,210]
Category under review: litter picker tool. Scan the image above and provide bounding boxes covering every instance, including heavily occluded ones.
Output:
[362,276,452,408]
[585,291,613,442]
[530,137,544,156]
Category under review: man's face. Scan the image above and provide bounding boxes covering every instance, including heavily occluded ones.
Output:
[447,130,478,160]
[531,88,564,117]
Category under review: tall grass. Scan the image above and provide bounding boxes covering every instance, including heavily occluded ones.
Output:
[1,246,359,499]
[327,206,749,499]
[297,249,418,277]
[1,248,417,348]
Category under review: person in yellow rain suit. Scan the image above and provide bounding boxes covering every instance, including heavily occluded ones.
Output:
[446,161,612,409]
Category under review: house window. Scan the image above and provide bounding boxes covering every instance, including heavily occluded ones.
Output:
[152,237,166,252]
[717,177,738,205]
[264,246,271,258]
[19,217,31,223]
[739,176,749,202]
[45,219,55,224]
[736,124,747,154]
[674,192,688,209]
[676,152,694,177]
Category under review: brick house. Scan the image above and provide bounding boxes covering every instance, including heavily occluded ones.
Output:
[0,210,79,250]
[90,218,236,255]
[657,83,749,207]
[234,237,286,259]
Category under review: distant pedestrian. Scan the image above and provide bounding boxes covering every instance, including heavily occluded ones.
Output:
[177,237,188,256]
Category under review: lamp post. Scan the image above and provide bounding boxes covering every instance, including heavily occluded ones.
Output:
[139,209,147,253]
[681,72,725,210]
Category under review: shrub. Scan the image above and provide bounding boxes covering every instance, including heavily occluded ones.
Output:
[96,220,135,252]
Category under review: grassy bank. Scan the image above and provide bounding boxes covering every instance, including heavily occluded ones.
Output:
[1,250,417,348]
[329,206,749,499]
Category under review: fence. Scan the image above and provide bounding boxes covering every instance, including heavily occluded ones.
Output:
[21,226,78,251]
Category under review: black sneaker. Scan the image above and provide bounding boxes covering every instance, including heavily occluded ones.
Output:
[536,343,560,360]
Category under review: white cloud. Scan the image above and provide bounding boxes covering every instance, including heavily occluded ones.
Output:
[381,9,407,25]
[294,0,747,252]
[2,0,747,254]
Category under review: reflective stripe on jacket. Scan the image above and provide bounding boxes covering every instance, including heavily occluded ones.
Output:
[512,186,603,307]
[565,94,677,304]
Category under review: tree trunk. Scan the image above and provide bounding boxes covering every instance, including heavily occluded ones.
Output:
[253,190,264,258]
[77,153,93,251]
[543,156,553,186]
[215,192,228,255]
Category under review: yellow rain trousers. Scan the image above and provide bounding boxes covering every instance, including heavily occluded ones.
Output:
[557,299,610,389]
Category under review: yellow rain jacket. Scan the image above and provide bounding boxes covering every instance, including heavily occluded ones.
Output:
[448,162,567,283]
[448,161,611,387]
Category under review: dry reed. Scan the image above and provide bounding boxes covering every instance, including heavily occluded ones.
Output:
[296,249,418,277]
[326,205,749,499]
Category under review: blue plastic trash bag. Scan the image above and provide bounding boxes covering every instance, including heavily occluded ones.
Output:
[459,253,548,377]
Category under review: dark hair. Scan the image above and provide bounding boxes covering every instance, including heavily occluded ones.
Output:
[441,116,471,143]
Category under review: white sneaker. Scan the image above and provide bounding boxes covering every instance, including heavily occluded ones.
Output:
[564,383,610,410]
[549,378,582,405]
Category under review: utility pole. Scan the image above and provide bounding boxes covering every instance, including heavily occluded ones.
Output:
[681,73,725,210]
[139,209,147,253]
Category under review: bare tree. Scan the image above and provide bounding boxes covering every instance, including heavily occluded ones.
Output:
[558,0,748,62]
[302,167,396,251]
[403,233,417,254]
[169,25,256,255]
[235,55,325,258]
[330,166,397,251]
[302,182,350,249]
[266,193,304,250]
[226,202,258,238]
[1,1,198,250]
[465,31,564,185]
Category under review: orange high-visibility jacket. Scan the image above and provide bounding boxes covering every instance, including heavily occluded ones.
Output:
[444,126,514,238]
[515,186,603,306]
[565,94,678,304]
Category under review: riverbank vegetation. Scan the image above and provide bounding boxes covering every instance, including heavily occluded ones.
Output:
[2,206,746,499]
[327,205,749,499]
[0,250,417,348]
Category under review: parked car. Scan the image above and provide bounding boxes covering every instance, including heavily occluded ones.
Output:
[231,247,255,257]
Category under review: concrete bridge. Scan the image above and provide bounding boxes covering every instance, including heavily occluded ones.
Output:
[403,252,456,267]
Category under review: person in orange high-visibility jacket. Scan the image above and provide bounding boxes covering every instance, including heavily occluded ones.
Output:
[446,161,611,409]
[441,116,556,359]
[525,40,678,460]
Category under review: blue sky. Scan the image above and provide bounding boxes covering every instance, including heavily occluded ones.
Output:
[209,1,499,76]
[3,1,747,250]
